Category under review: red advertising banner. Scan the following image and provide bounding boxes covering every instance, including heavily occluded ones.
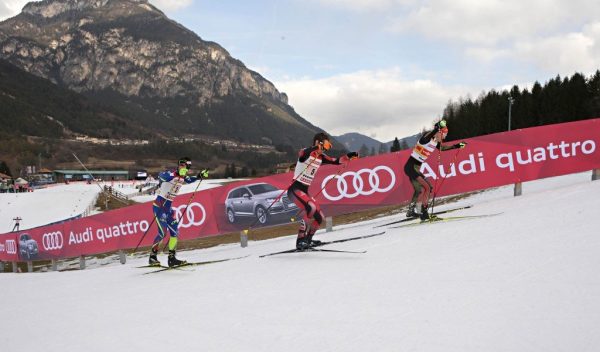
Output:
[0,233,19,262]
[1,118,599,262]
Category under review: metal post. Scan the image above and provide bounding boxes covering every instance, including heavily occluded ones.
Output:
[508,97,514,131]
[593,169,600,181]
[0,261,4,272]
[119,250,126,264]
[27,261,33,273]
[51,259,58,271]
[514,182,522,197]
[79,255,86,270]
[326,216,333,232]
[240,231,248,248]
[12,262,17,273]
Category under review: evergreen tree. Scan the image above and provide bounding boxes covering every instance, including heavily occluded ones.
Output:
[369,146,376,156]
[390,138,401,152]
[0,161,12,176]
[378,143,387,154]
[442,71,600,140]
[359,144,370,157]
[400,140,410,150]
[587,70,600,115]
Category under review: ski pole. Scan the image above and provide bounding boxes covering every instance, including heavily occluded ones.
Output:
[243,154,321,234]
[131,215,156,255]
[429,145,443,215]
[430,147,462,214]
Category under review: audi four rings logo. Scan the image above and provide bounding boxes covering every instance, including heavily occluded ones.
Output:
[43,231,64,251]
[321,165,396,201]
[6,240,17,254]
[174,202,206,228]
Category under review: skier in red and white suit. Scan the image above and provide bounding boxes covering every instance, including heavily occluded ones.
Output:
[287,133,358,250]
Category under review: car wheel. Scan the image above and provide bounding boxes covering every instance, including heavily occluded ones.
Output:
[226,208,236,223]
[255,206,268,225]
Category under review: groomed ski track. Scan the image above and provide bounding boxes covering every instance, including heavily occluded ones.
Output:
[1,172,599,352]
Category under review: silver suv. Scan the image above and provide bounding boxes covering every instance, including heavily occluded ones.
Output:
[225,183,298,225]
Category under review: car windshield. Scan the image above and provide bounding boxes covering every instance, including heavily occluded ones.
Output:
[248,184,278,195]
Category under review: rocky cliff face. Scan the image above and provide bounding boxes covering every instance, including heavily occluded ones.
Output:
[0,0,316,146]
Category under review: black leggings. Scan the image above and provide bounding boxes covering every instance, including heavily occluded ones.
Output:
[403,158,433,206]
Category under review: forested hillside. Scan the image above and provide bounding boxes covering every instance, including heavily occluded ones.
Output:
[442,71,600,140]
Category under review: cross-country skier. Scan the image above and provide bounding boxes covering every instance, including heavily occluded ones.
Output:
[403,120,466,220]
[288,133,358,250]
[149,157,209,266]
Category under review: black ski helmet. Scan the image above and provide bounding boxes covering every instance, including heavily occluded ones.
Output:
[178,157,191,168]
[313,132,330,144]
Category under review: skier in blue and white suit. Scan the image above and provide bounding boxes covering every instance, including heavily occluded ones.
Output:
[149,157,209,267]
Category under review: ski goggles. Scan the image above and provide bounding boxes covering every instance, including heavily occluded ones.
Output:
[320,140,332,151]
[179,160,192,168]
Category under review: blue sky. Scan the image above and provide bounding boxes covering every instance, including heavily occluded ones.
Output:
[2,0,600,141]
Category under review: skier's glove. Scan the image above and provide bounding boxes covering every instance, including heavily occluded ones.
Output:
[346,152,359,160]
[197,169,209,179]
[454,142,467,149]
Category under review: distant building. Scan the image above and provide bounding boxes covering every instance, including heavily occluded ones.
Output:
[53,170,129,182]
[29,168,55,185]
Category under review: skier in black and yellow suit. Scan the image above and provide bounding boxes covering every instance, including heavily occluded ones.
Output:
[403,120,466,220]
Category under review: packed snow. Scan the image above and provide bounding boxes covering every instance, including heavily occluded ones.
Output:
[1,172,599,352]
[0,179,229,232]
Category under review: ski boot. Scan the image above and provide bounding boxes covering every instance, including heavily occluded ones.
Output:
[148,248,160,266]
[406,203,419,218]
[168,250,187,267]
[420,207,439,222]
[296,236,311,251]
[307,233,322,247]
[419,205,431,221]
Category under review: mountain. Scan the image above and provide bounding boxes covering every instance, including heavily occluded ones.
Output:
[0,0,323,147]
[335,133,389,152]
[0,58,152,139]
[397,134,419,149]
[335,132,420,153]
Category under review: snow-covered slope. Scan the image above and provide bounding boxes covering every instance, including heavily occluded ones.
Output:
[0,179,229,231]
[1,172,599,352]
[0,182,101,231]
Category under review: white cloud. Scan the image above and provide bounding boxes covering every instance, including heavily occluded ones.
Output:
[0,0,30,21]
[307,0,600,78]
[463,21,600,76]
[383,0,600,77]
[512,22,600,75]
[389,0,573,44]
[149,0,193,12]
[276,68,469,141]
[312,0,412,12]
